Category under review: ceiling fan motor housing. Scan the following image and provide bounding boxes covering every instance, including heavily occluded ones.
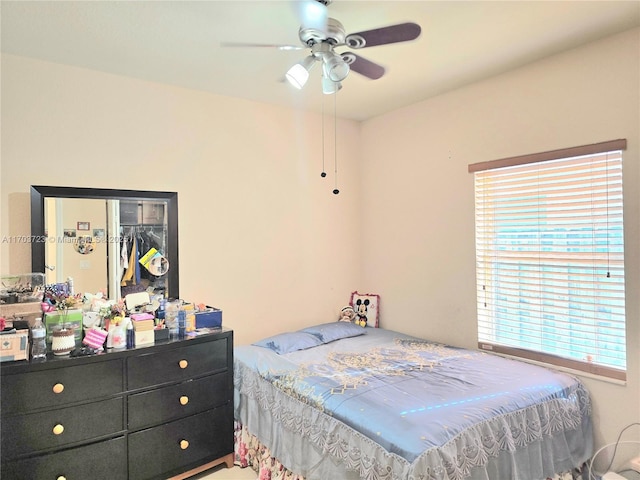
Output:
[299,18,346,46]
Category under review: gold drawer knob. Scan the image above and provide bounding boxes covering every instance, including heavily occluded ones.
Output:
[180,439,189,450]
[57,476,66,480]
[179,395,189,406]
[52,424,64,435]
[179,359,188,369]
[52,383,64,394]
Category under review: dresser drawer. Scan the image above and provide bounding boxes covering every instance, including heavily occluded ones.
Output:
[128,371,231,431]
[128,404,233,480]
[1,358,124,414]
[127,337,229,390]
[1,396,124,459]
[1,436,127,480]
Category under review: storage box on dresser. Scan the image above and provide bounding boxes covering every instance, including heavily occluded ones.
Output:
[0,328,234,480]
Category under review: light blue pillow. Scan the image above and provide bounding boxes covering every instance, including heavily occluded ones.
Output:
[300,322,366,344]
[252,331,323,355]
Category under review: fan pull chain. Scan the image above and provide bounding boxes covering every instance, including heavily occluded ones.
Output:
[333,91,339,194]
[320,92,326,178]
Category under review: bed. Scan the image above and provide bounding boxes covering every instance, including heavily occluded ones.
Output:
[233,323,593,480]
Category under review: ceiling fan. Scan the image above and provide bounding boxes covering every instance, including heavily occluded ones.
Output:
[223,0,421,94]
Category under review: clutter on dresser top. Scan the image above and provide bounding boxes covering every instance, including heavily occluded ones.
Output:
[0,275,222,363]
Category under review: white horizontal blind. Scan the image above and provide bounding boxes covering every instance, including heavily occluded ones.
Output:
[473,147,626,380]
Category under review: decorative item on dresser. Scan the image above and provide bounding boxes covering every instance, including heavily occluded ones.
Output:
[0,328,234,480]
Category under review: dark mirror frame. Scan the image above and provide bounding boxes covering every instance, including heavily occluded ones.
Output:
[30,185,179,299]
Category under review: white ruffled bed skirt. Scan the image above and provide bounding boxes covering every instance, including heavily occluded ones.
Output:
[233,421,589,480]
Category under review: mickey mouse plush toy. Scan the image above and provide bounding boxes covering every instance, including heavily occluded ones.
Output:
[354,299,370,327]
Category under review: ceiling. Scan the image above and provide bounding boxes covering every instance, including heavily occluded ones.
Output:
[1,1,639,122]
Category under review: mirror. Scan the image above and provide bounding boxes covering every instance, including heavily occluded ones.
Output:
[31,186,179,300]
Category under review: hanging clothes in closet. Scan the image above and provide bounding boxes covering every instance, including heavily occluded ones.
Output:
[120,226,167,297]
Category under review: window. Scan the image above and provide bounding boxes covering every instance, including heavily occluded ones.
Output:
[469,139,627,381]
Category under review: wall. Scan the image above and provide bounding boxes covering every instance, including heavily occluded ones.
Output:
[0,54,362,346]
[360,27,640,468]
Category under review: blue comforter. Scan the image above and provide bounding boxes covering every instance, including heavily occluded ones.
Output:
[234,327,592,480]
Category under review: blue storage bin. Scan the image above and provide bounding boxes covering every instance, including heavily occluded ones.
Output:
[195,307,222,328]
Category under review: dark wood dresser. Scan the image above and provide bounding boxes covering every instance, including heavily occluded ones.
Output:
[0,328,234,480]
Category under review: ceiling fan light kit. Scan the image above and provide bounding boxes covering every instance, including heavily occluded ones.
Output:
[285,41,349,90]
[285,55,316,89]
[322,51,350,82]
[321,75,341,95]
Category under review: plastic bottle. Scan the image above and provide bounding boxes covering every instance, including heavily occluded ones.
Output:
[31,317,47,361]
[178,310,186,339]
[111,319,126,349]
[157,299,166,321]
[126,321,134,349]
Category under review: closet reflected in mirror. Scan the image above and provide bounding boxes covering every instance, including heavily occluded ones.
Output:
[31,186,179,300]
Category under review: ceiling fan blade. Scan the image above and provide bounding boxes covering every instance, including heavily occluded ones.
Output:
[220,41,304,51]
[345,22,421,49]
[340,52,385,80]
